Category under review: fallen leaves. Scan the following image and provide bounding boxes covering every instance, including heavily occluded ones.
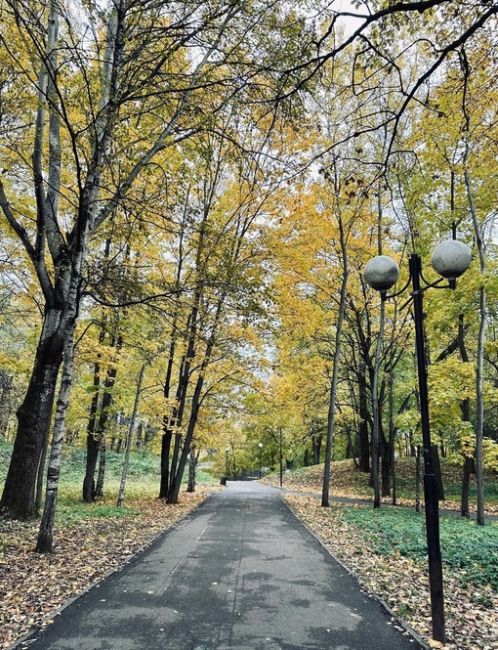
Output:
[264,459,498,515]
[0,490,211,649]
[285,495,498,650]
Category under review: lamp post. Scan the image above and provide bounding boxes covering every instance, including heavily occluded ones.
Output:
[258,442,263,478]
[225,447,230,479]
[363,240,471,644]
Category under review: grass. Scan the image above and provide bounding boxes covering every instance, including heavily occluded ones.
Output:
[265,457,498,506]
[341,505,498,591]
[0,436,217,524]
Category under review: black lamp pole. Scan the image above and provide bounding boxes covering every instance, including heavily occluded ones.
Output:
[366,239,471,645]
[409,253,445,643]
[259,445,263,478]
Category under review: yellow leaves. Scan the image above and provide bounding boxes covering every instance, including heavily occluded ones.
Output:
[0,349,31,376]
[459,428,479,459]
[483,438,498,473]
[395,408,421,437]
[430,357,475,404]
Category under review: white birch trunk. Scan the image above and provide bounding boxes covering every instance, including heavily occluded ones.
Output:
[117,364,145,508]
[464,168,487,525]
[35,296,78,552]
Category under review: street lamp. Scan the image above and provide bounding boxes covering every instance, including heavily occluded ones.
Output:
[258,442,263,478]
[364,240,471,644]
[225,447,230,478]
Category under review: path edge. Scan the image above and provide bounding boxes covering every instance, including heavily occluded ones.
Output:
[282,496,430,650]
[7,492,213,650]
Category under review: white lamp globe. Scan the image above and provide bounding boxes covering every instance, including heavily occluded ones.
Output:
[364,255,400,292]
[431,240,472,279]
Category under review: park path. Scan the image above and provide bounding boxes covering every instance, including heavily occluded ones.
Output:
[19,482,423,650]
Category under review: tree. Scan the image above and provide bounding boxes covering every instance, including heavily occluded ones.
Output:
[0,0,316,517]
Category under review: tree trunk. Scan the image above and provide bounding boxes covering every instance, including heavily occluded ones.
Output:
[187,445,197,493]
[279,428,284,488]
[169,433,182,493]
[381,436,391,498]
[474,282,487,526]
[0,307,64,517]
[35,435,49,513]
[135,421,143,450]
[389,371,397,505]
[415,445,421,513]
[358,364,370,473]
[159,427,173,499]
[312,432,322,465]
[95,438,106,498]
[36,316,76,552]
[458,314,472,517]
[144,424,155,447]
[322,214,348,507]
[117,364,144,508]
[0,371,13,437]
[464,147,487,525]
[160,348,190,499]
[93,335,121,499]
[461,457,473,518]
[82,339,103,502]
[371,301,385,507]
[168,375,204,504]
[83,434,99,502]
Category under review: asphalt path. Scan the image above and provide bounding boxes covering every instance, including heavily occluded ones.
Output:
[20,481,424,650]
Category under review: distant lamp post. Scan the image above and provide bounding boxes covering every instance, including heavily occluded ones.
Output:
[225,447,230,478]
[258,442,263,478]
[364,241,471,644]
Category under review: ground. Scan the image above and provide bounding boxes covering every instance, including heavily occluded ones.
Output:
[2,446,497,649]
[286,495,498,650]
[13,482,423,650]
[0,440,217,649]
[262,458,498,513]
[261,460,498,648]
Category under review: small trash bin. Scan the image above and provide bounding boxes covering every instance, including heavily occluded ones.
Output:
[220,476,227,486]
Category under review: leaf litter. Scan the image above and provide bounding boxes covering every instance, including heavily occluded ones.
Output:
[286,495,498,650]
[0,490,211,649]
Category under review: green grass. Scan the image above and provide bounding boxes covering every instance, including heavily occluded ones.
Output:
[0,436,11,477]
[56,499,139,524]
[393,464,498,504]
[0,436,216,524]
[341,505,498,591]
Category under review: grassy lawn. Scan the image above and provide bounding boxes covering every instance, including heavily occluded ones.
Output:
[0,437,217,523]
[341,506,498,593]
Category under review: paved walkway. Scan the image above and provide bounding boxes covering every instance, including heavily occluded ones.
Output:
[21,482,423,650]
